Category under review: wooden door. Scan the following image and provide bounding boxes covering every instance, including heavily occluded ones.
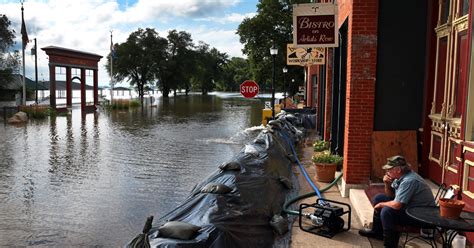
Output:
[429,0,469,187]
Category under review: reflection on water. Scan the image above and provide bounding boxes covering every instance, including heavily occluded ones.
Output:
[0,93,264,247]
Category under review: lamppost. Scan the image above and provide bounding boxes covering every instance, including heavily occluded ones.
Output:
[282,66,287,108]
[270,46,278,119]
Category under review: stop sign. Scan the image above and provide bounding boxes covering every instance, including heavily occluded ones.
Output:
[240,80,259,98]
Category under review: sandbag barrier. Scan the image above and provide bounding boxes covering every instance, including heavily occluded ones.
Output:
[127,112,316,248]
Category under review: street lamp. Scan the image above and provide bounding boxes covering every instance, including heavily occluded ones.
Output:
[282,66,287,108]
[270,46,278,119]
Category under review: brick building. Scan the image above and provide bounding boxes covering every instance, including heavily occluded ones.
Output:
[304,0,474,240]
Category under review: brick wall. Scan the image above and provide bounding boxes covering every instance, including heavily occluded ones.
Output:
[324,49,333,141]
[307,65,317,108]
[338,0,378,184]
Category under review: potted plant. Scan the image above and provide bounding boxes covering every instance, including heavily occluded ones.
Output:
[312,153,343,183]
[313,140,329,152]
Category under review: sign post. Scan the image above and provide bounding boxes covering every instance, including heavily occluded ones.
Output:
[240,80,259,98]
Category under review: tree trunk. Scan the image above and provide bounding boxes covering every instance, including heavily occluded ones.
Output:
[138,84,144,105]
[162,86,169,98]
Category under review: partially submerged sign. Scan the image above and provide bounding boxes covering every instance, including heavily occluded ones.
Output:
[287,44,325,66]
[293,3,338,47]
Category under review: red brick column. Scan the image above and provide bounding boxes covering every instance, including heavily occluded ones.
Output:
[342,0,378,184]
[324,49,333,141]
[306,65,317,107]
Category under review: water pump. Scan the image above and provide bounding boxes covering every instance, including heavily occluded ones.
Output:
[299,198,351,238]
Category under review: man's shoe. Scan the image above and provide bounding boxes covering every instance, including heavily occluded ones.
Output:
[358,228,384,240]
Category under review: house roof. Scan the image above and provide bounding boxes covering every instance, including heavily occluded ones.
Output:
[113,86,131,91]
[41,80,94,90]
[0,74,48,90]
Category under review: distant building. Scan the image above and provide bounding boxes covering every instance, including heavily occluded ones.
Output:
[0,74,47,101]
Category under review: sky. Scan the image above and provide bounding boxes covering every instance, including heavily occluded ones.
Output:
[0,0,258,86]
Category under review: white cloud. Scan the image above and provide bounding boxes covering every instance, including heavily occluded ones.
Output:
[193,28,243,58]
[196,12,256,24]
[1,0,254,86]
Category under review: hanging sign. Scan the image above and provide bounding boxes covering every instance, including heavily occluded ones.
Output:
[293,3,338,47]
[287,44,325,66]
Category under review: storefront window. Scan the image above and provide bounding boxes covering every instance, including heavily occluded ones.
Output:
[460,0,469,16]
[467,21,474,140]
[441,0,450,24]
[466,79,474,141]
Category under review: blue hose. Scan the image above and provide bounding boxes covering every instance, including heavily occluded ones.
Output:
[280,131,324,200]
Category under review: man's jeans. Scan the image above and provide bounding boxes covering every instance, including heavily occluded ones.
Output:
[372,194,421,232]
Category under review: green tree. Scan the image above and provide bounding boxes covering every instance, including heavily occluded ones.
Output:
[217,57,251,91]
[107,28,168,104]
[163,30,194,97]
[0,14,18,86]
[192,42,228,95]
[237,0,307,94]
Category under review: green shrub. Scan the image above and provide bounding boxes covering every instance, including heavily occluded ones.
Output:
[313,140,329,152]
[109,99,141,109]
[129,100,141,108]
[312,153,343,164]
[22,106,50,119]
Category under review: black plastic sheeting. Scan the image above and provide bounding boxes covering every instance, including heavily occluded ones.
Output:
[127,112,316,248]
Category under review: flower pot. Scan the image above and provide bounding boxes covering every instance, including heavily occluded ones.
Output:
[314,162,337,183]
[439,198,465,219]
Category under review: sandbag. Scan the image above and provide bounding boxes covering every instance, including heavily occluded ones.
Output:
[270,215,289,235]
[201,183,232,194]
[158,221,200,240]
[218,161,241,171]
[279,176,293,189]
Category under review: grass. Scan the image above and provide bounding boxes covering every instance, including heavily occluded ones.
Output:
[108,99,141,109]
[19,105,52,119]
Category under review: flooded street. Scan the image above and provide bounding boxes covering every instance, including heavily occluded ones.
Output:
[0,93,265,247]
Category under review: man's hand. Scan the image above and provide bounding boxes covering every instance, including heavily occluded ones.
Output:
[374,200,402,210]
[374,202,384,210]
[383,174,393,184]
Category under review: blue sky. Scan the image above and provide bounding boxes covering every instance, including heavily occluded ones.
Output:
[0,0,258,86]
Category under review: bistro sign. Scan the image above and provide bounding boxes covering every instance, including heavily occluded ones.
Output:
[293,3,338,47]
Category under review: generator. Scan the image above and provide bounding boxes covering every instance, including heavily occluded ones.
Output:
[298,198,351,238]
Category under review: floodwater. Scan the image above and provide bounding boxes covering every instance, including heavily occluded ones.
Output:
[0,93,267,247]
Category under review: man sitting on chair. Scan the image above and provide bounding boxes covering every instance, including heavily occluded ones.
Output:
[358,155,436,248]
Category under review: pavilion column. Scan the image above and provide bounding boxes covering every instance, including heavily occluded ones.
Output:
[81,68,86,112]
[66,66,72,108]
[49,64,56,109]
[93,69,98,110]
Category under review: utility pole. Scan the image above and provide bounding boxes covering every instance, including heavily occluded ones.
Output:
[34,38,38,104]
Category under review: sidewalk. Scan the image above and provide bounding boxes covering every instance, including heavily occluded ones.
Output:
[290,131,374,247]
[288,131,427,248]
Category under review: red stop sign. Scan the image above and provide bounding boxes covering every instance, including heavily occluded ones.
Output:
[240,80,259,98]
